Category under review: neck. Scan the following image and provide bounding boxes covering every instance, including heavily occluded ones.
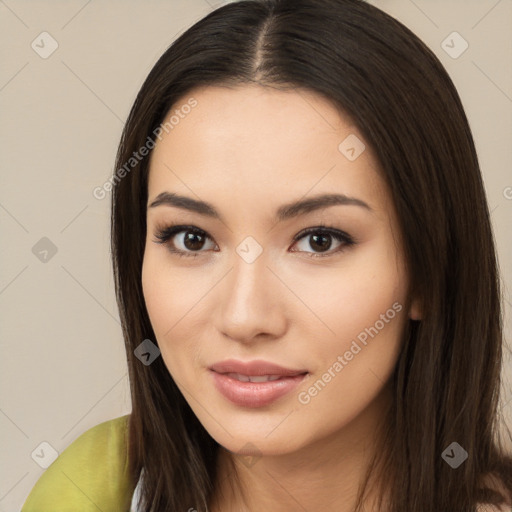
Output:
[209,383,393,512]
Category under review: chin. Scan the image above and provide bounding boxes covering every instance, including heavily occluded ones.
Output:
[194,408,313,457]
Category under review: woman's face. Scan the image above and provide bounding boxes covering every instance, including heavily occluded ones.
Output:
[142,84,421,456]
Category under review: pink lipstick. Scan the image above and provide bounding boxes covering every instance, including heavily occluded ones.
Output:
[209,359,308,408]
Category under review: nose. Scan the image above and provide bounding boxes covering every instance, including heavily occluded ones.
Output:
[215,249,288,344]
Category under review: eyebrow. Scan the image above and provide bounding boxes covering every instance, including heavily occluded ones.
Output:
[148,191,372,222]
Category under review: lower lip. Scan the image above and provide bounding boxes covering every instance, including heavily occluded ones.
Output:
[210,371,308,408]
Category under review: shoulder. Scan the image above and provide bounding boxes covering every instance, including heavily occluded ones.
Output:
[21,414,135,512]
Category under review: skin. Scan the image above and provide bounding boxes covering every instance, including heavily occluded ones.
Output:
[142,84,422,512]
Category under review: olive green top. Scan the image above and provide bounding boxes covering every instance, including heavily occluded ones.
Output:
[21,414,136,512]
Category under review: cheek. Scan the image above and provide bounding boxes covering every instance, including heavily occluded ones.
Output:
[296,240,407,346]
[141,247,215,380]
[141,250,193,369]
[293,242,408,418]
[142,250,173,335]
[327,269,405,346]
[298,304,405,436]
[142,246,198,332]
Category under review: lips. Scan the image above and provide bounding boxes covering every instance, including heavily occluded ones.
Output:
[223,372,282,382]
[209,359,309,407]
[209,359,307,377]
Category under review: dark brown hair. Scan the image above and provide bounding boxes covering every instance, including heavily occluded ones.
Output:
[110,0,512,510]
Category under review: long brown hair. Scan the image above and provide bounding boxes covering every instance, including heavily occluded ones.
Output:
[110,0,512,510]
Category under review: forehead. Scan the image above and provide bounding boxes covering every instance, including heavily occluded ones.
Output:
[147,84,389,219]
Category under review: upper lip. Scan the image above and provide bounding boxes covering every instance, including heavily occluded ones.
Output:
[209,359,308,377]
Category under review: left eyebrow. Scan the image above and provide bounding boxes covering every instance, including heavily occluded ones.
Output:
[275,193,373,221]
[147,191,373,224]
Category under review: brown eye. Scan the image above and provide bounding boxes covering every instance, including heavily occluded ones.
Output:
[181,230,207,251]
[153,225,216,257]
[291,227,355,258]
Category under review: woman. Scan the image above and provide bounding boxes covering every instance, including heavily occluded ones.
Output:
[22,0,512,511]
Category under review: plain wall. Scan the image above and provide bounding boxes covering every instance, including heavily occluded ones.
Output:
[0,1,510,510]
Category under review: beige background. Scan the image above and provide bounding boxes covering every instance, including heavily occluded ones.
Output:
[0,0,510,510]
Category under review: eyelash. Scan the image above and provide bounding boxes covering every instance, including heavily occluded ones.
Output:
[152,223,356,259]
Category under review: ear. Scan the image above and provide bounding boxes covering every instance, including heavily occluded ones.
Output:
[408,296,422,320]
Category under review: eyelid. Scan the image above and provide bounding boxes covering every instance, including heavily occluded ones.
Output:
[291,225,355,258]
[152,223,217,257]
[152,222,356,258]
